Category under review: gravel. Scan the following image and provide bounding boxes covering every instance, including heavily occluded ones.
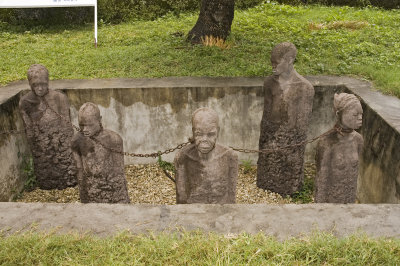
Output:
[16,164,316,204]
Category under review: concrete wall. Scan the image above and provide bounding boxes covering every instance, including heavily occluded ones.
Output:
[0,76,399,203]
[58,77,343,164]
[0,85,30,201]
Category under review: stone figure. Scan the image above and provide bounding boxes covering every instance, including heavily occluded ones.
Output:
[315,93,363,203]
[19,64,77,189]
[174,108,238,204]
[257,42,315,196]
[71,103,130,203]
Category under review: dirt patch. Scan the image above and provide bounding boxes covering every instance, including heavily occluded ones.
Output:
[16,164,316,204]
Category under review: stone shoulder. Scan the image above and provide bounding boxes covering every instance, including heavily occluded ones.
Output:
[101,129,123,147]
[352,131,364,144]
[49,88,68,100]
[71,132,84,152]
[297,73,314,89]
[174,143,196,165]
[263,75,275,87]
[19,91,36,107]
[215,143,238,160]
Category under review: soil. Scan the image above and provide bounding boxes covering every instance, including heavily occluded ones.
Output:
[15,164,316,204]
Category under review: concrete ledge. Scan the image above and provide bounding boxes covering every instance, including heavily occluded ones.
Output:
[1,76,400,203]
[1,203,399,239]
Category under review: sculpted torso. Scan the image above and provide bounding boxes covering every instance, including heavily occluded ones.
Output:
[174,107,238,204]
[20,90,70,127]
[315,131,363,203]
[71,102,130,204]
[257,42,314,196]
[72,130,123,178]
[175,143,238,204]
[19,64,76,189]
[263,74,314,129]
[314,93,364,203]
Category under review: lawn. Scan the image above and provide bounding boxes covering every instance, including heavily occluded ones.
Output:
[1,231,400,265]
[1,3,400,262]
[0,2,399,97]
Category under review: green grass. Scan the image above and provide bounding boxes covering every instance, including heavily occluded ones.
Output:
[1,2,400,97]
[1,231,399,265]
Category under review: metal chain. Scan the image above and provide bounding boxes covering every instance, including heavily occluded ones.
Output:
[3,95,344,157]
[230,126,339,154]
[40,96,190,158]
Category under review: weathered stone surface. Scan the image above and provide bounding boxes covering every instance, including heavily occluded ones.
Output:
[174,108,238,204]
[315,93,364,203]
[2,76,399,203]
[257,42,315,196]
[18,64,76,189]
[1,203,400,240]
[71,102,130,203]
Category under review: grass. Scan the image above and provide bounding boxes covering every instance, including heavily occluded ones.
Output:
[201,35,232,49]
[0,231,399,265]
[0,2,399,97]
[292,176,314,203]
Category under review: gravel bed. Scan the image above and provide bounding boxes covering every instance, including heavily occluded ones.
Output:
[16,164,316,204]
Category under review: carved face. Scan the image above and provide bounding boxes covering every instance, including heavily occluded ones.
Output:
[30,75,49,97]
[271,56,293,77]
[193,121,219,154]
[79,115,102,137]
[340,102,363,130]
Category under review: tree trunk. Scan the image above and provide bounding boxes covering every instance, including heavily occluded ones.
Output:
[187,0,235,44]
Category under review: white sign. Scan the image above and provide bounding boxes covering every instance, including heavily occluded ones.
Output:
[0,0,98,46]
[0,0,96,8]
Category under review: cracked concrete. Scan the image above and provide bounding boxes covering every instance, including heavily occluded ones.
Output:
[1,203,400,239]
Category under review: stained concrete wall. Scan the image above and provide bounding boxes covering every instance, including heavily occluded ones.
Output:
[0,85,30,201]
[0,76,399,203]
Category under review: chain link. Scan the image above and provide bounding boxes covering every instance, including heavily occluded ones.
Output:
[40,96,190,158]
[230,126,339,154]
[2,95,343,157]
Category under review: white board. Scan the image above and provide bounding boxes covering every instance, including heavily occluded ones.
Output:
[0,0,98,46]
[0,0,96,8]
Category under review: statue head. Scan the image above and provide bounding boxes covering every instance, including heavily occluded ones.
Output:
[78,102,102,137]
[192,108,219,154]
[27,64,49,97]
[334,93,363,130]
[270,42,297,77]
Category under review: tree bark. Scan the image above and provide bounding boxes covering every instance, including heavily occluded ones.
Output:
[187,0,235,44]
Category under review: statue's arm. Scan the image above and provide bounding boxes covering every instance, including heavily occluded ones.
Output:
[71,135,83,183]
[72,149,83,185]
[357,134,364,157]
[59,93,72,121]
[315,140,331,202]
[111,133,125,170]
[174,153,187,204]
[263,79,273,112]
[228,151,239,202]
[19,99,32,125]
[259,79,273,146]
[19,99,34,138]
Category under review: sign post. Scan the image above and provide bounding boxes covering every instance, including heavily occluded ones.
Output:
[0,0,98,47]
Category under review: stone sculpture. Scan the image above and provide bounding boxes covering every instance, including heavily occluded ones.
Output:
[19,64,77,189]
[71,102,130,203]
[257,42,315,196]
[315,93,363,203]
[174,107,238,204]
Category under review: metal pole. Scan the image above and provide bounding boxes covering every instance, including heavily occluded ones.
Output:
[94,0,98,48]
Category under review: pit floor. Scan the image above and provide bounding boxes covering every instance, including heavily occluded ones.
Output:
[15,164,316,204]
